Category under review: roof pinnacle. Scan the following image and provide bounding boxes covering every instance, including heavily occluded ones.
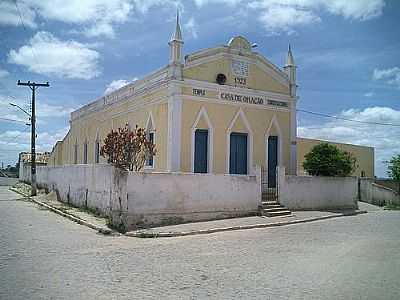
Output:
[286,44,295,66]
[170,9,183,43]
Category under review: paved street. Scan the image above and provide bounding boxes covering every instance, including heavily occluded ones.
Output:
[1,186,400,300]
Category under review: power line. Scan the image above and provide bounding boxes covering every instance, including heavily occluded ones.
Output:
[14,0,38,65]
[14,0,28,32]
[0,117,28,124]
[6,125,31,144]
[0,148,27,151]
[297,109,400,127]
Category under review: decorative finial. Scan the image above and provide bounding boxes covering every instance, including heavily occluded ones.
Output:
[170,9,183,43]
[286,43,295,66]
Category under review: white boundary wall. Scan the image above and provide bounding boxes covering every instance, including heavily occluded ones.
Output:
[31,164,260,229]
[277,167,358,210]
[360,178,400,206]
[19,163,31,183]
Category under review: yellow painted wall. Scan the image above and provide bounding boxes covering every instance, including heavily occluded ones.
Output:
[48,141,63,167]
[183,57,289,94]
[181,99,291,173]
[297,137,374,177]
[52,89,169,171]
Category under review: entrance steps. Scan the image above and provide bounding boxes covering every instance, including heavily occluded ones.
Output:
[260,200,291,217]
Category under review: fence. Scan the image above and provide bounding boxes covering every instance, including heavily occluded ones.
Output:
[359,178,399,206]
[27,164,260,230]
[277,167,358,210]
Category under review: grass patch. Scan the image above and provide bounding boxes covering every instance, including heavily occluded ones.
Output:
[106,218,127,234]
[384,204,400,210]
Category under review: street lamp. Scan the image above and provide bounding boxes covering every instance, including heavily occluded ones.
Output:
[9,103,31,126]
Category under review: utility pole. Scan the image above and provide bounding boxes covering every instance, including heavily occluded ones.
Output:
[17,80,50,196]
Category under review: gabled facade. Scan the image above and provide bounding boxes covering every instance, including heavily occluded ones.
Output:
[49,13,299,179]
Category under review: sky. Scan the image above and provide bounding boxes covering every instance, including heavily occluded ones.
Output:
[0,0,399,177]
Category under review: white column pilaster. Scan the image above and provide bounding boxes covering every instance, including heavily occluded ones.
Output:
[167,82,182,172]
[289,98,297,175]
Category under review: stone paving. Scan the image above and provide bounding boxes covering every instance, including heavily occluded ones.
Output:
[11,183,111,233]
[32,191,111,232]
[1,186,400,299]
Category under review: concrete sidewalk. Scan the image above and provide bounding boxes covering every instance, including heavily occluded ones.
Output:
[126,208,368,238]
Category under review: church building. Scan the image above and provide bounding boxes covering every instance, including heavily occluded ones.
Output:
[48,12,374,181]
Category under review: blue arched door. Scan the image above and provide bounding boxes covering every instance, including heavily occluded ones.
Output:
[230,133,248,174]
[194,129,208,173]
[268,136,278,187]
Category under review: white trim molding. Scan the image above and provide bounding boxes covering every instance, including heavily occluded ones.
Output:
[289,99,298,175]
[265,115,283,171]
[145,111,156,130]
[182,78,292,101]
[190,106,214,173]
[94,129,100,164]
[226,108,254,175]
[145,111,156,170]
[167,83,182,171]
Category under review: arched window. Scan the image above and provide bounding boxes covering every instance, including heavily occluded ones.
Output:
[83,140,88,164]
[74,143,78,164]
[95,138,100,164]
[145,112,156,168]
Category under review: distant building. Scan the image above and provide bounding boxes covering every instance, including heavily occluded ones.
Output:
[297,138,374,177]
[48,13,374,181]
[19,151,50,181]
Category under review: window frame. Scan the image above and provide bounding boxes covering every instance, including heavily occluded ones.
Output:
[144,131,155,169]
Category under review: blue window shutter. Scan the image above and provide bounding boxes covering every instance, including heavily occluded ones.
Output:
[194,129,208,173]
[230,133,247,174]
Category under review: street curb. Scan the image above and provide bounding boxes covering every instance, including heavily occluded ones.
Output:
[125,211,368,238]
[9,187,114,235]
[31,198,114,235]
[9,187,30,198]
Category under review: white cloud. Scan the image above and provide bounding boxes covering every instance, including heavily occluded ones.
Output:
[184,17,199,39]
[0,68,9,78]
[0,126,69,165]
[36,103,76,118]
[133,0,178,13]
[0,113,28,124]
[0,94,76,121]
[194,0,241,7]
[0,0,386,37]
[4,0,132,38]
[31,0,131,24]
[324,0,385,20]
[1,94,75,159]
[8,31,100,80]
[298,106,400,177]
[0,0,179,38]
[364,92,374,97]
[256,4,320,34]
[0,1,37,28]
[373,67,400,87]
[248,0,385,34]
[84,22,116,39]
[104,78,137,95]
